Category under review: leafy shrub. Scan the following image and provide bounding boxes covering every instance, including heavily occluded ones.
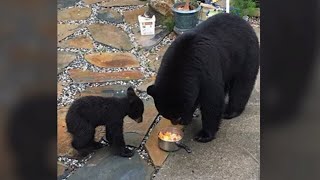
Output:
[231,0,256,17]
[162,16,175,32]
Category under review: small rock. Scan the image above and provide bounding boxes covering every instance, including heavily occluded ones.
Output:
[84,52,140,68]
[58,36,94,49]
[57,0,80,9]
[58,7,92,21]
[57,24,81,42]
[97,9,124,24]
[88,24,133,50]
[57,52,76,74]
[101,0,147,7]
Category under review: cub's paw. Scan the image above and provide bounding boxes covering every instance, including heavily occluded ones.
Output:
[77,150,91,158]
[92,142,104,150]
[194,130,215,143]
[120,146,135,157]
[101,136,112,146]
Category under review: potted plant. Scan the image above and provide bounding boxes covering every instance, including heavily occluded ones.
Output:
[172,0,201,34]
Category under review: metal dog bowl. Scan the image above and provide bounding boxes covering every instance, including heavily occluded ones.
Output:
[158,127,191,153]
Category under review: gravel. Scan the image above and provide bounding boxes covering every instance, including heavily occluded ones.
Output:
[57,2,173,178]
[57,0,172,107]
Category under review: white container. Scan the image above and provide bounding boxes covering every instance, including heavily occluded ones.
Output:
[138,15,156,36]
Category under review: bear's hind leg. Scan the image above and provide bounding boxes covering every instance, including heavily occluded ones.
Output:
[71,125,96,157]
[195,83,224,143]
[223,49,259,119]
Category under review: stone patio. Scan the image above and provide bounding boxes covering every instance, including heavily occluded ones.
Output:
[57,0,260,179]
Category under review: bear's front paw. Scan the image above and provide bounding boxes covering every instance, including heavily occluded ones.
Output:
[194,130,215,143]
[120,146,135,157]
[222,111,242,119]
[180,118,191,125]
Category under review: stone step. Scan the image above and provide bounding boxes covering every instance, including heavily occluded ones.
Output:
[97,9,124,24]
[57,106,75,157]
[58,0,80,9]
[57,24,83,42]
[100,0,147,7]
[84,52,140,68]
[123,7,147,25]
[134,27,170,50]
[58,36,94,49]
[137,76,156,92]
[58,7,92,21]
[67,147,155,180]
[68,69,144,83]
[57,51,76,74]
[88,24,133,50]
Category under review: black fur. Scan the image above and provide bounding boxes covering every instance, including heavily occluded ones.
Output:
[147,13,259,143]
[66,87,144,157]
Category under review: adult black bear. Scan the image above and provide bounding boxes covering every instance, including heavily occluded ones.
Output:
[66,87,144,157]
[147,13,259,143]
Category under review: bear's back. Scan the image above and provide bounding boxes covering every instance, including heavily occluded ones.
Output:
[66,96,126,126]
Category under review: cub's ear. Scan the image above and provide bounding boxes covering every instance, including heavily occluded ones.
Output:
[127,87,136,96]
[147,85,156,97]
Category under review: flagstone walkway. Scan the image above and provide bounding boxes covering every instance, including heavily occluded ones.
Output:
[57,0,260,179]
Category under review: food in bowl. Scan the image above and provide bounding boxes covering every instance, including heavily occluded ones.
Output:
[158,131,182,142]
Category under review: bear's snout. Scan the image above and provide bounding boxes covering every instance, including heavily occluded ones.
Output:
[169,117,181,125]
[134,117,143,123]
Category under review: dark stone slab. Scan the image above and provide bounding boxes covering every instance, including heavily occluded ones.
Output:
[57,51,76,74]
[97,9,124,24]
[80,85,130,98]
[57,0,80,9]
[68,69,144,83]
[124,132,145,148]
[134,28,170,50]
[68,147,155,180]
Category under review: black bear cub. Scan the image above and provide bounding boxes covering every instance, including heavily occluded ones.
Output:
[66,87,144,157]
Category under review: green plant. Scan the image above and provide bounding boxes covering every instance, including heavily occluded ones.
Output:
[231,0,256,17]
[162,16,175,32]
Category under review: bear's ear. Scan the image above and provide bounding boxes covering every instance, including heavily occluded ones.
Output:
[127,87,136,97]
[147,85,156,97]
